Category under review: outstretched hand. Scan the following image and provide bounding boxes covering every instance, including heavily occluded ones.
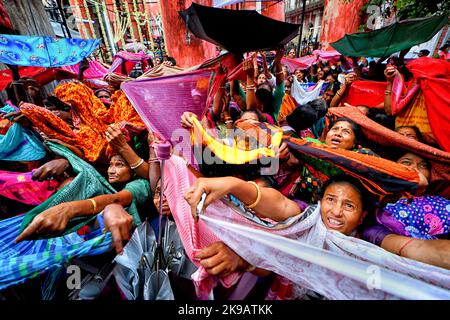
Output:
[103,204,134,254]
[184,177,234,222]
[195,241,249,278]
[15,203,73,242]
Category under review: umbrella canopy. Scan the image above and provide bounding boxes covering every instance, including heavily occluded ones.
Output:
[330,15,447,58]
[0,34,100,67]
[179,3,300,54]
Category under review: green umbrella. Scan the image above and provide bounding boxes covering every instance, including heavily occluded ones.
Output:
[331,15,448,58]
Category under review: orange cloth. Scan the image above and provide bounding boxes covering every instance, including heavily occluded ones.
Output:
[23,81,146,162]
[277,94,298,124]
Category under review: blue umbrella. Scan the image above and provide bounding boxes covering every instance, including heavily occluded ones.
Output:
[0,34,100,67]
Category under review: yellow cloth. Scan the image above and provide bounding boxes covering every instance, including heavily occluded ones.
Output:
[190,117,280,164]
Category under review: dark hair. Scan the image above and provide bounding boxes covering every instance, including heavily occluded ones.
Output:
[320,175,372,213]
[367,109,395,130]
[255,84,275,116]
[286,99,327,132]
[395,125,423,142]
[328,117,362,148]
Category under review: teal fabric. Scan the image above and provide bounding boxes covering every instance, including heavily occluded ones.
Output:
[19,141,142,236]
[124,179,151,223]
[0,122,46,161]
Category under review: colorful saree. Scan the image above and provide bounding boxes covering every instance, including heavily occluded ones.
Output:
[0,170,59,206]
[0,122,46,161]
[19,141,141,236]
[376,195,450,240]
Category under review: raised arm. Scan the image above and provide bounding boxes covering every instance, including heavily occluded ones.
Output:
[244,57,258,110]
[381,234,450,270]
[383,65,397,116]
[273,47,285,86]
[330,72,356,108]
[184,176,301,222]
[106,124,149,179]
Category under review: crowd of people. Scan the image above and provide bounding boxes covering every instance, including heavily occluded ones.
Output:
[0,36,449,300]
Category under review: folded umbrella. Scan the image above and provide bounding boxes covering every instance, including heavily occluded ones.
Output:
[179,3,300,54]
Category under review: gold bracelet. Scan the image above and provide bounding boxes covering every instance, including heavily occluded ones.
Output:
[246,181,261,209]
[88,198,97,214]
[385,90,392,95]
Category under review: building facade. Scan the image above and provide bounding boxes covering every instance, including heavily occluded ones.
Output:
[285,0,324,42]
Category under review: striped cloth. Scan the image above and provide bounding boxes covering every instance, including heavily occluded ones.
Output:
[0,213,112,290]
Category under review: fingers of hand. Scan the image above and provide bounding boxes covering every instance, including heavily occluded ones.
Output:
[110,227,124,254]
[15,219,41,242]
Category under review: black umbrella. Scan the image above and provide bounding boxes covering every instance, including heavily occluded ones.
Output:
[179,3,300,54]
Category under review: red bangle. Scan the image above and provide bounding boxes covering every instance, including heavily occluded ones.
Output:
[398,238,415,256]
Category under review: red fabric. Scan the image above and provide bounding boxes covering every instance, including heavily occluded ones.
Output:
[0,1,13,30]
[343,80,387,109]
[420,77,450,152]
[0,67,57,91]
[407,57,450,152]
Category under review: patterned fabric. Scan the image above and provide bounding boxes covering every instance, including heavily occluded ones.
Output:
[291,78,324,106]
[162,154,450,299]
[0,34,100,67]
[286,137,419,200]
[19,141,141,236]
[21,82,145,163]
[191,117,282,165]
[0,122,46,161]
[200,203,450,299]
[163,155,242,299]
[376,196,450,240]
[328,107,450,188]
[0,213,112,290]
[277,94,298,124]
[0,170,59,206]
[395,91,437,146]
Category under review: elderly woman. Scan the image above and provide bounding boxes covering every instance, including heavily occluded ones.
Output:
[16,152,151,254]
[286,117,377,203]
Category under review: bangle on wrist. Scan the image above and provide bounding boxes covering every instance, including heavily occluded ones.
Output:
[130,158,144,170]
[87,198,97,215]
[246,181,261,209]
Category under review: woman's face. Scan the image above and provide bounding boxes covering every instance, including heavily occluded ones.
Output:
[320,182,366,235]
[153,180,171,215]
[257,73,267,85]
[396,127,419,141]
[397,153,431,182]
[108,155,133,184]
[284,80,292,95]
[288,49,296,58]
[325,121,356,150]
[318,70,325,80]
